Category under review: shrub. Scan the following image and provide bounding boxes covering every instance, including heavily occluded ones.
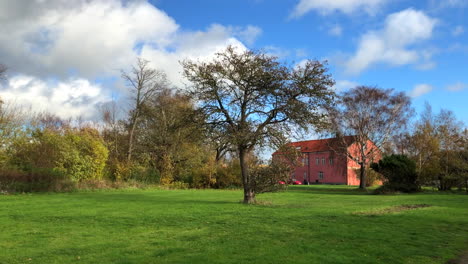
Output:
[0,167,74,193]
[9,128,109,183]
[371,154,420,193]
[354,167,383,187]
[251,159,290,194]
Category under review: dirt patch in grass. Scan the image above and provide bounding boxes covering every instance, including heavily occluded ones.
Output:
[354,204,432,216]
[446,250,468,264]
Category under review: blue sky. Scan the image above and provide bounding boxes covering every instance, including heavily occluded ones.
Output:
[0,0,466,124]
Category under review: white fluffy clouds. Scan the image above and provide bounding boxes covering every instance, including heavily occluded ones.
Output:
[0,0,178,78]
[345,9,437,74]
[409,84,433,98]
[0,75,110,119]
[291,0,387,17]
[0,0,260,119]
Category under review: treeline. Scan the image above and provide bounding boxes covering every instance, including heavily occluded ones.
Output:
[0,49,467,197]
[389,104,468,191]
[0,93,249,192]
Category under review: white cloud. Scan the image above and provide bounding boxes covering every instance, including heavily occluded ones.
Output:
[445,82,466,92]
[345,9,437,75]
[452,26,464,36]
[140,25,247,88]
[333,80,359,91]
[291,0,387,17]
[328,25,343,36]
[0,0,260,119]
[409,84,433,98]
[234,25,262,45]
[0,0,178,79]
[0,75,111,119]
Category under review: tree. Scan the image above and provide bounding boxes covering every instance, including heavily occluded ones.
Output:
[121,58,167,163]
[182,46,335,203]
[138,88,205,184]
[371,154,419,193]
[327,86,412,189]
[405,105,466,190]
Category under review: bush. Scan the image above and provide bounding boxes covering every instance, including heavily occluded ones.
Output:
[0,168,74,193]
[251,159,290,194]
[371,154,420,193]
[9,128,109,183]
[354,167,383,187]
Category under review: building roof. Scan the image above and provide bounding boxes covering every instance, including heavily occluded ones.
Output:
[288,136,356,153]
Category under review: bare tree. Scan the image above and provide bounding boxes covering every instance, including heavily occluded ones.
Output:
[182,46,335,203]
[121,58,167,163]
[327,86,413,189]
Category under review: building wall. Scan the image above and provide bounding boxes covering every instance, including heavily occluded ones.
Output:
[292,151,348,184]
[290,140,382,186]
[346,140,382,186]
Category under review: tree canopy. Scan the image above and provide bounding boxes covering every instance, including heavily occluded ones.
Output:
[182,46,335,203]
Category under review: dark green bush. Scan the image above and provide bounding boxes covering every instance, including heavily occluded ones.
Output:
[0,167,74,193]
[371,154,420,193]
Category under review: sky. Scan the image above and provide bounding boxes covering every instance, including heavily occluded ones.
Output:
[0,0,467,126]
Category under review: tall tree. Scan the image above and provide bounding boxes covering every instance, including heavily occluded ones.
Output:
[327,86,412,189]
[139,88,205,184]
[121,58,167,163]
[182,46,335,203]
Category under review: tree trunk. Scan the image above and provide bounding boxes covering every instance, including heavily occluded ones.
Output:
[239,147,255,204]
[127,116,138,163]
[359,162,366,189]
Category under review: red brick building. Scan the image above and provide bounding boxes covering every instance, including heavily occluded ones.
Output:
[274,136,381,185]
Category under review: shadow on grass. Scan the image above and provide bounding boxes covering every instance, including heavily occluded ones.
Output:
[67,192,240,206]
[287,185,373,196]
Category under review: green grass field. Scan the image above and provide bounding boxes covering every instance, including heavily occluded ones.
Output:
[1,185,467,264]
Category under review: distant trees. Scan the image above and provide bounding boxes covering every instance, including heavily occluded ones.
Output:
[182,46,335,203]
[327,86,413,189]
[402,104,467,190]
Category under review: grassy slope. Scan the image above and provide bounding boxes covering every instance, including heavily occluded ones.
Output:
[0,186,467,264]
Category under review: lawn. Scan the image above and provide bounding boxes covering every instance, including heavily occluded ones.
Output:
[0,185,467,264]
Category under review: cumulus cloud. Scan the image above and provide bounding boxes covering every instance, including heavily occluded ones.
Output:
[445,82,466,92]
[0,0,178,79]
[140,24,247,87]
[0,0,260,119]
[291,0,387,17]
[409,84,433,98]
[345,9,437,75]
[0,75,110,119]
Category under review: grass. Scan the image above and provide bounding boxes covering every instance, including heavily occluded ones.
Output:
[0,185,467,264]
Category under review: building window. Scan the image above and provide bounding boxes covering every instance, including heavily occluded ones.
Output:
[305,156,309,166]
[329,158,333,165]
[321,157,325,165]
[304,172,307,181]
[316,158,319,165]
[318,171,324,179]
